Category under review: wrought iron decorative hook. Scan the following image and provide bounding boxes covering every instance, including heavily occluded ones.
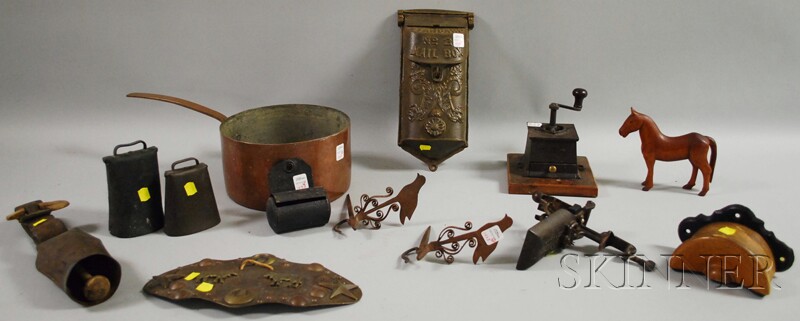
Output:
[401,214,513,264]
[333,174,426,234]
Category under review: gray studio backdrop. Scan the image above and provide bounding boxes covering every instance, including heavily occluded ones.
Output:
[1,1,799,321]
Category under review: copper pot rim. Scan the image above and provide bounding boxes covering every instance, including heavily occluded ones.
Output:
[219,104,351,146]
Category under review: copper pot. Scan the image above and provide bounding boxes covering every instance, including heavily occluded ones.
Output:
[127,93,351,211]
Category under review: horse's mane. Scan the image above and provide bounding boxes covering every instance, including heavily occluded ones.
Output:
[633,111,660,133]
[634,111,653,122]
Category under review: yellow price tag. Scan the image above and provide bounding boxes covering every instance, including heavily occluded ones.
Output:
[138,187,151,202]
[184,272,200,281]
[184,182,198,196]
[718,226,737,236]
[196,282,214,292]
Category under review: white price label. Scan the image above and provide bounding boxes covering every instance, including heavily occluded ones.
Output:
[481,225,504,245]
[527,122,543,128]
[453,33,465,48]
[336,143,345,161]
[293,173,309,190]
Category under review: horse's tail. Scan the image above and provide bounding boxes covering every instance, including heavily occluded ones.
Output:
[708,136,717,182]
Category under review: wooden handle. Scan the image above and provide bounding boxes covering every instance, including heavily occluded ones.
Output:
[6,200,70,221]
[5,209,24,221]
[127,93,228,123]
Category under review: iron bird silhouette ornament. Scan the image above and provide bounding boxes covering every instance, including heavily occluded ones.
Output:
[333,174,426,234]
[618,108,717,196]
[401,215,513,264]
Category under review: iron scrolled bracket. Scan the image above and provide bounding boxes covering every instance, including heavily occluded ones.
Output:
[333,174,426,234]
[401,214,513,264]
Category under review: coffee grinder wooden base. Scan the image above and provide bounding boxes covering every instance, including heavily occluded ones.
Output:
[507,154,598,197]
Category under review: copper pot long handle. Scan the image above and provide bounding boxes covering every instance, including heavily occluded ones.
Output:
[127,93,228,123]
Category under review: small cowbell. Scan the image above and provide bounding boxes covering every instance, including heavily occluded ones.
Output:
[102,140,164,238]
[163,157,220,236]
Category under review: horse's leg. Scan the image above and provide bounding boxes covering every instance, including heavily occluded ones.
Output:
[683,165,698,190]
[697,158,712,196]
[642,154,655,191]
[687,144,712,196]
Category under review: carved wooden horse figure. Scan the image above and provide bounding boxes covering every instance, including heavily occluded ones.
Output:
[618,108,717,196]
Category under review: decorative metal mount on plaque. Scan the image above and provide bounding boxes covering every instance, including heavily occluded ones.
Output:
[401,214,513,264]
[397,9,474,171]
[143,254,361,308]
[333,174,425,234]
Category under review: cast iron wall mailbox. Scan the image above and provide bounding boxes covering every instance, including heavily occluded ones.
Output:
[397,9,474,171]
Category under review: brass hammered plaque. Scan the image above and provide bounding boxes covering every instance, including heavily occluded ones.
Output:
[143,254,361,308]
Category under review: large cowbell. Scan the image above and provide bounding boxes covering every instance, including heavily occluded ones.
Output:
[8,200,121,306]
[163,157,220,236]
[102,140,164,238]
[397,9,473,171]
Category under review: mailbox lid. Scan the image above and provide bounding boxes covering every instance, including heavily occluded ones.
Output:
[398,9,474,29]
